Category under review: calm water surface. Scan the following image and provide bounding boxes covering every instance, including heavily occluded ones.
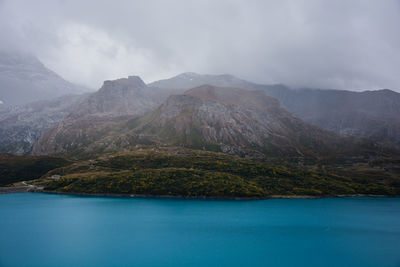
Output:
[0,193,399,267]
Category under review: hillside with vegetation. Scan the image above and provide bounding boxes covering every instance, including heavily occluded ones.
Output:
[41,148,400,197]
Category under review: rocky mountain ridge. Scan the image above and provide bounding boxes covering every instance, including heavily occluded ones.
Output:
[32,76,177,156]
[2,69,400,157]
[33,84,387,161]
[151,73,400,148]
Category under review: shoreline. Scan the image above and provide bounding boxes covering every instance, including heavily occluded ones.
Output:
[12,189,398,200]
[1,187,396,199]
[40,190,321,200]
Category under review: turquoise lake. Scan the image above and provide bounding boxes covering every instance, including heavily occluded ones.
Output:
[0,193,399,267]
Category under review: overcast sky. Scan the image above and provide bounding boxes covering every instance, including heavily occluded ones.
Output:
[0,0,399,91]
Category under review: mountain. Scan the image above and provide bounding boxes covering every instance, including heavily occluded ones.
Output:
[14,71,400,157]
[1,75,164,155]
[33,84,386,161]
[150,73,400,148]
[0,51,88,107]
[32,76,175,156]
[261,87,400,148]
[126,85,383,158]
[0,94,87,155]
[69,76,167,118]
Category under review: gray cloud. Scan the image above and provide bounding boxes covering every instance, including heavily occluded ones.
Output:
[0,0,399,91]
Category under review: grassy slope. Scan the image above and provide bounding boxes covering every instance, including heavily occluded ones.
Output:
[42,148,400,197]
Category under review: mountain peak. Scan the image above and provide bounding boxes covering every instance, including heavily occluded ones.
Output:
[102,75,146,89]
[67,75,162,118]
[128,75,146,86]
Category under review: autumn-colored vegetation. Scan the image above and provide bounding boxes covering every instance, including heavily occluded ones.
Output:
[43,148,400,197]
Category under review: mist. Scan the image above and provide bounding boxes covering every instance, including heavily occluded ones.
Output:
[0,0,399,91]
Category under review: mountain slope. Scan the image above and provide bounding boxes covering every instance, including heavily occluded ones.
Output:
[32,76,171,156]
[0,94,87,155]
[34,84,388,161]
[150,73,400,147]
[128,85,381,158]
[0,51,88,107]
[262,87,400,147]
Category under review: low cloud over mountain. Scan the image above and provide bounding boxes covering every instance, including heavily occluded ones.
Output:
[0,0,399,91]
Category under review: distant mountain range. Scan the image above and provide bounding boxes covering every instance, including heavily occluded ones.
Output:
[34,83,356,158]
[1,58,400,157]
[122,85,369,158]
[31,77,392,164]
